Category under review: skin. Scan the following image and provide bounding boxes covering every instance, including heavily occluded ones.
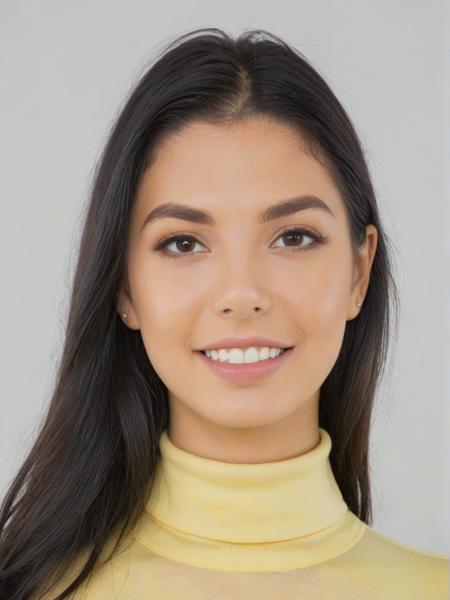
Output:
[117,116,377,464]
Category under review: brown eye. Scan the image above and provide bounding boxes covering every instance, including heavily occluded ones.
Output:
[171,237,198,253]
[272,227,328,252]
[152,234,205,260]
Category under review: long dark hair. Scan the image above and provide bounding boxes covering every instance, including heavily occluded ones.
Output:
[0,27,400,599]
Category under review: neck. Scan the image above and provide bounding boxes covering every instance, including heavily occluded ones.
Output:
[167,394,320,463]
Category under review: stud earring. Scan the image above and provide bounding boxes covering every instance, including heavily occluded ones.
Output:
[356,299,362,308]
[122,313,127,318]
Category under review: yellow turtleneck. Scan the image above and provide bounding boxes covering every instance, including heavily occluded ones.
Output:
[140,426,365,572]
[44,427,448,599]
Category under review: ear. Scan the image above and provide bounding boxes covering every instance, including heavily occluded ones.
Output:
[116,283,140,330]
[347,224,378,321]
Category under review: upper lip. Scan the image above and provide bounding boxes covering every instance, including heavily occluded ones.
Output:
[197,337,294,351]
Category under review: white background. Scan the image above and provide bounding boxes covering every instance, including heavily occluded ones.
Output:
[1,1,449,556]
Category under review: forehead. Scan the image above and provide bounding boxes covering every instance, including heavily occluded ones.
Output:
[135,118,346,224]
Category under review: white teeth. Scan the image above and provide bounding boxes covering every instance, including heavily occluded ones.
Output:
[204,346,285,364]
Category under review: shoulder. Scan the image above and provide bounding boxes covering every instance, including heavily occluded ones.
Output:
[66,540,160,599]
[343,523,448,598]
[361,525,448,562]
[37,535,156,599]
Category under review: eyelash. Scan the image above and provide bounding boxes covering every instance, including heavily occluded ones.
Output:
[151,227,328,261]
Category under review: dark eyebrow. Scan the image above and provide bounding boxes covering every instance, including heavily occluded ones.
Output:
[140,194,335,232]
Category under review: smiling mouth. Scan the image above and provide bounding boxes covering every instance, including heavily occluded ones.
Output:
[197,346,294,360]
[194,346,295,384]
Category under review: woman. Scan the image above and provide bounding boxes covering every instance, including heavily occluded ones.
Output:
[0,27,447,599]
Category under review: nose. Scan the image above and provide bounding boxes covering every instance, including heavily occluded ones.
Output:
[213,276,271,318]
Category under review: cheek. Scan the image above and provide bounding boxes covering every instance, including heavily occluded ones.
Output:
[135,290,190,388]
[288,261,351,365]
[297,268,351,383]
[129,251,188,324]
[136,290,189,351]
[290,260,351,321]
[129,267,205,383]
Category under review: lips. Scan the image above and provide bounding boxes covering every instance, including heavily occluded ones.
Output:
[198,346,293,356]
[198,337,294,351]
[196,346,294,384]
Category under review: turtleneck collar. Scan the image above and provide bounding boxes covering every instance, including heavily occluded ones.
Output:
[136,427,367,571]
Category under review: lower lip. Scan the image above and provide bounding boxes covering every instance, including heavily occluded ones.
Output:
[196,347,294,384]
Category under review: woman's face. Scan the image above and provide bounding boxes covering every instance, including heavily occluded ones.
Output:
[119,117,377,461]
